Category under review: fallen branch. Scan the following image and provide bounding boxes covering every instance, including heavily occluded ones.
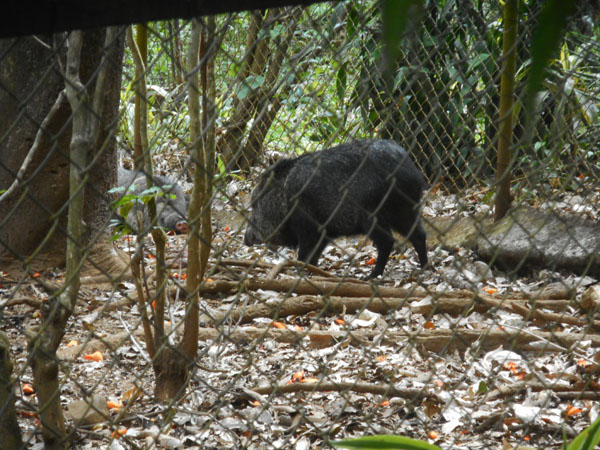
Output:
[217,258,340,279]
[252,380,436,402]
[486,379,600,403]
[510,302,600,329]
[198,278,427,298]
[215,294,573,324]
[1,297,43,309]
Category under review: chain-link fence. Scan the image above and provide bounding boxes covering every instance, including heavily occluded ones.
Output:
[1,1,600,449]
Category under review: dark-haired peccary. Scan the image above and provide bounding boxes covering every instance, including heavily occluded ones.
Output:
[244,140,428,278]
[117,167,189,234]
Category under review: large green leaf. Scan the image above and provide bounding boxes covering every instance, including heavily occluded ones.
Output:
[567,415,600,450]
[330,434,442,450]
[525,0,580,111]
[380,0,424,74]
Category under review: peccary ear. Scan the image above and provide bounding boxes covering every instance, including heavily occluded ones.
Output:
[269,157,297,178]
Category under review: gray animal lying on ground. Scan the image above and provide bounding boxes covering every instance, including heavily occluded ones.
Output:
[116,167,189,234]
[244,139,428,278]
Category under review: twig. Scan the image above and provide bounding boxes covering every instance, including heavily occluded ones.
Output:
[117,312,151,363]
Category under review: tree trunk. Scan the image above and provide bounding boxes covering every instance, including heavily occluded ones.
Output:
[0,31,125,274]
[0,332,23,450]
[495,0,518,220]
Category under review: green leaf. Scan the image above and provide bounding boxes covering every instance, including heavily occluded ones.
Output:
[525,0,579,112]
[347,4,360,38]
[330,435,442,450]
[567,415,600,450]
[477,381,489,394]
[269,24,285,40]
[336,65,347,102]
[238,75,265,99]
[108,186,126,194]
[381,0,424,75]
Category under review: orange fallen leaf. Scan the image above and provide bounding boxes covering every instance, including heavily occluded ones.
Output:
[122,386,142,404]
[523,435,531,441]
[152,300,156,310]
[66,340,78,347]
[250,400,260,407]
[107,400,122,410]
[181,273,187,280]
[334,318,345,325]
[84,351,104,362]
[295,325,303,331]
[428,430,438,439]
[111,428,127,438]
[566,405,582,417]
[147,254,155,259]
[206,278,214,282]
[22,383,35,395]
[365,257,376,266]
[272,321,286,329]
[434,379,444,387]
[223,225,230,232]
[291,370,305,383]
[424,321,435,329]
[32,272,41,278]
[483,286,497,294]
[577,359,591,367]
[380,400,390,407]
[376,355,386,362]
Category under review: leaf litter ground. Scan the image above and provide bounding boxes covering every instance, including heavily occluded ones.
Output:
[2,180,600,449]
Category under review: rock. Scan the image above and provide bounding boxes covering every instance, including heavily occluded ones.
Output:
[533,281,575,299]
[474,207,600,275]
[66,395,109,425]
[580,285,600,312]
[472,260,493,281]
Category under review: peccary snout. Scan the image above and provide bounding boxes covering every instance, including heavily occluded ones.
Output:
[244,139,428,278]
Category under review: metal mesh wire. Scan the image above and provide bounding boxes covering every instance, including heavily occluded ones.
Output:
[1,1,600,448]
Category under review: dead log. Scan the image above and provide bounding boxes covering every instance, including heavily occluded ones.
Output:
[215,294,574,324]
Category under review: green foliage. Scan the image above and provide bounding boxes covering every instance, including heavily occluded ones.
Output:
[331,434,442,450]
[238,75,265,100]
[525,0,580,111]
[565,414,600,450]
[115,1,599,190]
[107,183,176,240]
[329,415,600,450]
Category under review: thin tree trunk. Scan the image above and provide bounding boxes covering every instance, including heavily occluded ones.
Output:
[133,24,148,168]
[0,332,23,449]
[29,28,118,449]
[495,0,518,220]
[127,25,174,399]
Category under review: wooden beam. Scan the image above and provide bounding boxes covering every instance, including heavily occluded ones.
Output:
[3,0,333,38]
